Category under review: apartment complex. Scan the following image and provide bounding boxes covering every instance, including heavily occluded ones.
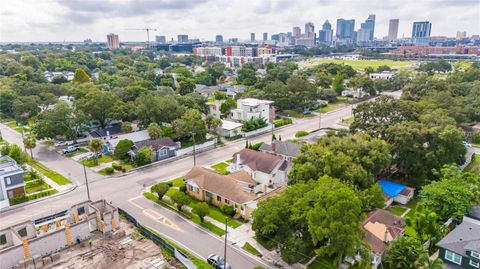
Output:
[106,33,119,49]
[0,156,25,209]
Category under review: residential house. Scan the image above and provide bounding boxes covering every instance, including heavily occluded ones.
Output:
[225,85,248,99]
[377,180,415,206]
[437,215,480,269]
[229,148,289,190]
[43,71,75,82]
[195,84,219,98]
[369,71,394,80]
[106,130,150,152]
[259,141,301,161]
[230,98,275,124]
[362,209,406,267]
[184,167,257,218]
[88,123,122,142]
[0,156,25,209]
[341,88,369,99]
[218,120,243,138]
[128,138,180,162]
[208,100,224,119]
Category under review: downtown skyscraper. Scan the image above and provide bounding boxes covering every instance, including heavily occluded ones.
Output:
[412,21,432,44]
[388,19,399,40]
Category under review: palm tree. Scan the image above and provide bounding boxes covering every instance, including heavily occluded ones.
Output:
[414,253,443,269]
[88,138,103,165]
[23,134,37,159]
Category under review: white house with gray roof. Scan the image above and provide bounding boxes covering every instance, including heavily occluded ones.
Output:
[259,141,301,161]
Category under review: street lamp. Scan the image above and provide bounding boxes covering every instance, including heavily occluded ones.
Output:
[82,160,91,201]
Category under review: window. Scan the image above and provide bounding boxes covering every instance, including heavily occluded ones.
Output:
[5,177,11,185]
[160,149,168,156]
[445,250,462,265]
[206,191,213,198]
[224,199,230,205]
[472,251,480,259]
[77,207,85,215]
[17,227,27,237]
[217,195,221,202]
[0,234,6,245]
[470,260,480,268]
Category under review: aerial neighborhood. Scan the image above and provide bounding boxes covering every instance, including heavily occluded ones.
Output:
[1,5,480,269]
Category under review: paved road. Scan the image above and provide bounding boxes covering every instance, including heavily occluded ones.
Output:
[0,102,356,268]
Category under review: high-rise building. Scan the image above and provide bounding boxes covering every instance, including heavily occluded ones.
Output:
[177,34,189,43]
[228,38,239,43]
[412,21,432,44]
[250,33,255,42]
[215,34,223,43]
[456,31,467,40]
[292,27,301,37]
[263,32,268,41]
[336,19,355,40]
[155,35,166,44]
[388,19,399,41]
[305,22,315,37]
[319,20,333,43]
[357,14,375,43]
[107,33,119,49]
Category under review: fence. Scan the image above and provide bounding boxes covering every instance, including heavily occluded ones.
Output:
[176,139,217,157]
[118,208,197,269]
[244,124,273,138]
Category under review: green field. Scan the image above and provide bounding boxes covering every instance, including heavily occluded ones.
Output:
[299,58,415,70]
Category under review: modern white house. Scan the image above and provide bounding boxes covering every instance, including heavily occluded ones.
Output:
[341,88,369,99]
[369,71,394,80]
[218,120,243,138]
[230,98,275,123]
[0,156,25,209]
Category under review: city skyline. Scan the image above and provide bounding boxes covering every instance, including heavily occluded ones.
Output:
[0,0,479,42]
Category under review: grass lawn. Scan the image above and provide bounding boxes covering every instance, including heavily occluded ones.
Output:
[387,205,408,217]
[210,162,229,175]
[82,155,114,167]
[404,197,419,219]
[299,58,414,70]
[307,255,336,269]
[170,177,185,188]
[465,154,480,175]
[98,167,114,176]
[281,109,315,118]
[65,148,88,157]
[6,121,18,128]
[28,159,70,185]
[316,102,348,113]
[25,180,52,194]
[242,242,262,257]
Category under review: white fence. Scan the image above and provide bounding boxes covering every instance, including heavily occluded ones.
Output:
[244,124,273,138]
[176,139,217,157]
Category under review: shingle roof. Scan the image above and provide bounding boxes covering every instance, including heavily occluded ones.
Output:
[437,221,480,256]
[259,141,301,158]
[134,138,177,151]
[232,148,287,174]
[185,167,256,204]
[362,209,405,254]
[89,123,122,138]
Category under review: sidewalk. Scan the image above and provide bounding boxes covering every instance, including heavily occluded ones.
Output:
[27,164,74,192]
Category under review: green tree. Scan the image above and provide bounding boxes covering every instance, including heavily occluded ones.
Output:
[213,90,226,100]
[121,122,133,133]
[236,63,258,86]
[192,202,210,222]
[219,98,237,117]
[414,253,444,269]
[135,94,184,127]
[135,146,154,166]
[178,77,196,95]
[0,88,17,116]
[113,139,134,160]
[72,68,90,83]
[406,206,444,253]
[332,72,345,94]
[205,115,222,135]
[383,237,427,269]
[151,183,169,200]
[12,95,41,123]
[147,123,163,139]
[9,144,27,164]
[88,138,103,165]
[76,89,122,128]
[172,109,207,141]
[171,191,190,211]
[356,184,385,212]
[23,134,37,159]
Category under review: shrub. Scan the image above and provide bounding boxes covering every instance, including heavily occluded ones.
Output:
[248,142,264,151]
[171,191,190,211]
[135,146,154,166]
[295,130,309,138]
[105,167,114,174]
[151,183,169,200]
[11,195,28,205]
[192,202,210,222]
[220,205,235,217]
[166,181,173,187]
[242,117,268,132]
[274,118,293,127]
[179,185,187,193]
[112,162,123,171]
[114,139,134,160]
[473,132,480,144]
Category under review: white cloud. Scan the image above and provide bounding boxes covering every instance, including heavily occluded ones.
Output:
[0,0,479,42]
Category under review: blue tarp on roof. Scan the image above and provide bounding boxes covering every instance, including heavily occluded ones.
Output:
[377,180,407,198]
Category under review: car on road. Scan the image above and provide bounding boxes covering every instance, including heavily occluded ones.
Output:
[55,141,67,147]
[207,254,231,269]
[62,145,79,155]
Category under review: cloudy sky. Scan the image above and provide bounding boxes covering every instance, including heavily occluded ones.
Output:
[1,0,479,42]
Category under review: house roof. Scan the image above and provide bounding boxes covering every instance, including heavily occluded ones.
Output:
[89,123,122,138]
[468,205,480,221]
[377,180,409,198]
[230,171,256,184]
[108,130,150,149]
[362,209,405,254]
[437,221,480,256]
[185,167,256,204]
[232,148,287,174]
[221,120,243,131]
[133,138,177,152]
[259,141,301,158]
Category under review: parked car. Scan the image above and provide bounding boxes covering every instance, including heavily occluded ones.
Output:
[303,109,312,115]
[207,254,231,269]
[55,141,67,147]
[62,145,79,155]
[463,141,472,147]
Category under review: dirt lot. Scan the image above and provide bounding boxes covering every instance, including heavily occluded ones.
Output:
[46,220,176,269]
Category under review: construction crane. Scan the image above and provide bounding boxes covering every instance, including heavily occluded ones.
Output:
[125,28,157,45]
